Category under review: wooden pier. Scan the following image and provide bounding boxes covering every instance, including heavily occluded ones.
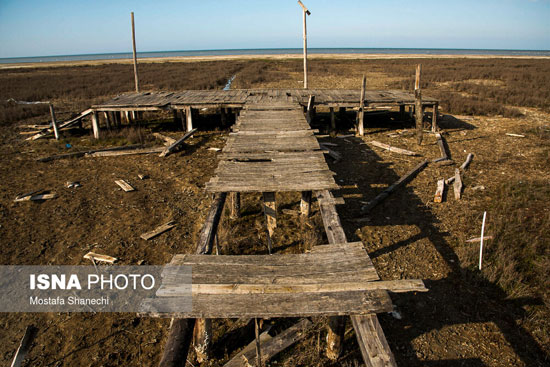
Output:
[141,100,427,367]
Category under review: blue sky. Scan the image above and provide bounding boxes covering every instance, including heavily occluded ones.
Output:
[0,0,549,57]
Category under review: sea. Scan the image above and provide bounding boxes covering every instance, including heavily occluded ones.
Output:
[1,48,549,64]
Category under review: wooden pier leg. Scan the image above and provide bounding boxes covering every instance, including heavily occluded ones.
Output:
[399,104,405,120]
[230,192,241,219]
[49,104,59,140]
[306,95,315,125]
[185,106,193,132]
[415,64,424,145]
[300,191,312,217]
[357,75,366,136]
[131,111,136,121]
[327,316,346,360]
[124,111,131,124]
[104,112,112,130]
[329,107,335,132]
[193,319,212,363]
[432,102,439,132]
[91,111,100,139]
[262,192,277,237]
[220,107,227,128]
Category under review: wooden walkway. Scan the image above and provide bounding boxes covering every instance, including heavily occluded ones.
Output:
[93,88,438,110]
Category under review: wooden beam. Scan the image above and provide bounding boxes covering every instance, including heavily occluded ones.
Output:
[159,128,198,157]
[351,315,397,367]
[49,104,59,140]
[196,193,227,255]
[357,75,366,136]
[230,192,241,219]
[159,319,196,367]
[434,133,451,162]
[131,12,139,92]
[115,179,135,192]
[434,179,445,203]
[185,106,194,132]
[300,191,312,216]
[415,64,423,145]
[262,192,277,237]
[361,160,429,214]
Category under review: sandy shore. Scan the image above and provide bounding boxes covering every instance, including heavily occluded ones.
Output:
[2,52,549,69]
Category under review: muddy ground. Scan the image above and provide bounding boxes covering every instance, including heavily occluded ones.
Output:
[0,58,549,366]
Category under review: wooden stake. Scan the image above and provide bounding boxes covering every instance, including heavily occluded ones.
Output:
[415,64,423,145]
[49,104,59,140]
[298,1,310,89]
[131,12,139,92]
[479,211,487,270]
[300,191,312,216]
[230,192,241,219]
[357,75,366,136]
[434,179,445,203]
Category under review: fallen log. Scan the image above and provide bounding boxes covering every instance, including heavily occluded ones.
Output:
[369,140,419,156]
[362,160,429,213]
[159,128,198,157]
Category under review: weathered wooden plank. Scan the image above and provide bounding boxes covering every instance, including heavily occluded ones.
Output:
[83,252,117,264]
[351,315,397,367]
[115,179,135,192]
[160,128,198,157]
[140,221,176,240]
[453,168,463,200]
[369,140,419,156]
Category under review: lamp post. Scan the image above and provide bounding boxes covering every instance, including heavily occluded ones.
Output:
[297,1,311,89]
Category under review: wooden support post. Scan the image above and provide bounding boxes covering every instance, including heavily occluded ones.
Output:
[185,106,193,132]
[298,1,311,89]
[131,12,139,92]
[193,319,212,363]
[115,111,122,127]
[131,111,137,121]
[91,111,100,139]
[76,118,83,129]
[220,107,227,127]
[306,95,315,125]
[329,107,336,132]
[255,318,263,367]
[415,64,423,145]
[432,102,439,132]
[357,75,366,136]
[399,104,405,120]
[159,319,196,367]
[103,112,111,130]
[262,192,277,237]
[230,192,241,219]
[49,104,59,140]
[124,111,131,124]
[300,191,312,217]
[172,109,179,126]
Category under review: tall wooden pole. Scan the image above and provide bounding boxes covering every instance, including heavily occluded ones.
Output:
[131,12,140,92]
[415,64,423,145]
[357,75,366,136]
[298,1,310,89]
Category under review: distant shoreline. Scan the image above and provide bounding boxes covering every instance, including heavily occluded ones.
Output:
[1,52,550,69]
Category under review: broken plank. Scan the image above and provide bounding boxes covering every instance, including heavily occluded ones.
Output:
[14,193,56,202]
[83,252,117,264]
[37,144,143,162]
[10,325,38,367]
[434,179,445,203]
[140,221,176,240]
[86,146,164,157]
[369,140,418,156]
[224,319,312,367]
[453,169,463,200]
[27,109,93,141]
[466,236,493,243]
[159,128,198,157]
[115,179,135,192]
[361,160,428,214]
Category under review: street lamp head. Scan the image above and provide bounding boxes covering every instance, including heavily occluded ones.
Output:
[297,0,311,15]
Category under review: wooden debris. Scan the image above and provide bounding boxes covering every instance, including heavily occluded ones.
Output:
[153,132,176,145]
[66,181,81,188]
[224,319,312,367]
[453,168,463,200]
[86,146,164,157]
[320,142,338,147]
[300,191,312,216]
[196,193,227,255]
[319,143,342,162]
[434,179,445,203]
[14,192,56,202]
[361,160,429,214]
[351,315,397,367]
[138,174,149,180]
[466,236,493,243]
[506,133,525,138]
[208,147,221,152]
[140,221,176,241]
[433,132,452,164]
[27,108,92,141]
[159,128,198,157]
[83,252,117,264]
[158,319,196,367]
[369,140,419,156]
[37,144,143,162]
[115,180,135,192]
[282,209,299,216]
[459,153,474,171]
[10,325,38,367]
